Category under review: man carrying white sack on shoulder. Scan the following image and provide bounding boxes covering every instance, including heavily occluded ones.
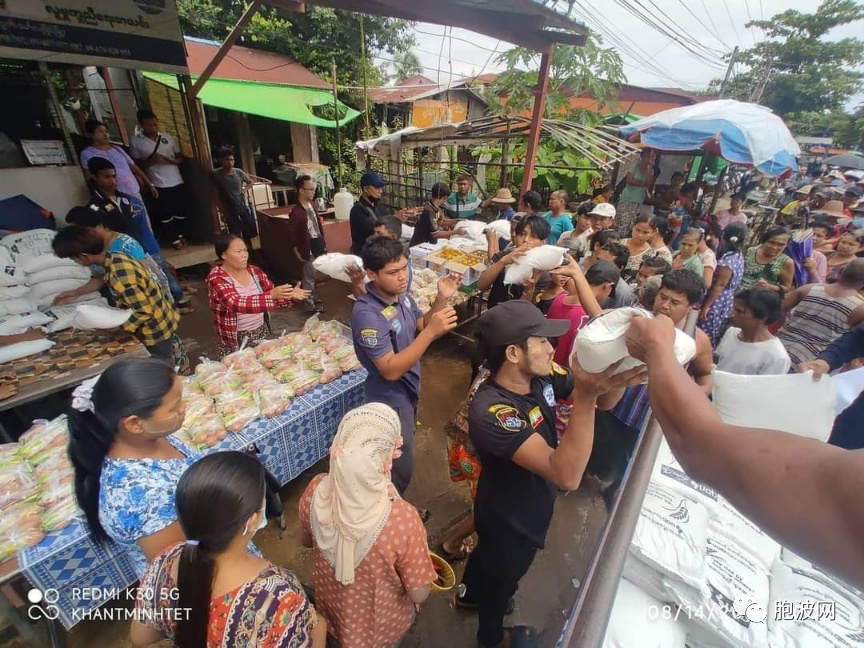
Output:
[455,300,645,648]
[587,269,713,508]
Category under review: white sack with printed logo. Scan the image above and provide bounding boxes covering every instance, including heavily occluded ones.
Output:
[26,264,91,286]
[667,534,770,648]
[602,578,687,648]
[0,339,54,364]
[571,308,696,374]
[503,245,568,285]
[622,552,699,606]
[44,301,107,333]
[0,312,52,336]
[630,482,709,590]
[711,370,836,442]
[312,253,364,283]
[711,498,779,572]
[651,438,720,515]
[768,560,864,648]
[0,297,39,318]
[0,229,55,260]
[0,246,24,287]
[32,278,91,308]
[484,219,512,241]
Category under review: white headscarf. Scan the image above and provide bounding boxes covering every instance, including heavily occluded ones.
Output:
[310,403,403,585]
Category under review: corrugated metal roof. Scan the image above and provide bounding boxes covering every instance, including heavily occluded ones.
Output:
[183,37,329,88]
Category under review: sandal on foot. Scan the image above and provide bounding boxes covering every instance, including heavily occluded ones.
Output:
[503,625,538,648]
[437,541,469,562]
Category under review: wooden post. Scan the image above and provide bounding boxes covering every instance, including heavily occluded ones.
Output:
[707,165,728,217]
[234,112,256,174]
[520,46,554,195]
[331,60,342,188]
[191,0,261,98]
[500,118,511,189]
[179,75,212,169]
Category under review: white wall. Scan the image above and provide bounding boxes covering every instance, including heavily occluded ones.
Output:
[0,166,90,225]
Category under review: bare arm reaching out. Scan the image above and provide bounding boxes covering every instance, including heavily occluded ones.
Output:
[626,315,864,588]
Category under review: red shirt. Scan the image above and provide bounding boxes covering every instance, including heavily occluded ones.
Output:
[547,293,590,366]
[206,264,291,348]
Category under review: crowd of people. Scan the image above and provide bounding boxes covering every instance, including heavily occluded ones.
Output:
[50,133,864,648]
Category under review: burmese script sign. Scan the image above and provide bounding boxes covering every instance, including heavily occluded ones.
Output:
[0,0,187,73]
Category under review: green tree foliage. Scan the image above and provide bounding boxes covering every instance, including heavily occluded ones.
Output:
[786,106,864,149]
[486,36,625,124]
[391,51,424,83]
[709,0,864,115]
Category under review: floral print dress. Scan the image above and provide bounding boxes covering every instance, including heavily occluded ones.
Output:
[698,251,744,347]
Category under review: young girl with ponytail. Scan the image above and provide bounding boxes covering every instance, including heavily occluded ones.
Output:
[68,356,196,578]
[131,451,326,647]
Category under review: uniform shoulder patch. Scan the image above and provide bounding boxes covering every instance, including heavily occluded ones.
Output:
[487,403,526,432]
[528,406,544,429]
[360,327,378,347]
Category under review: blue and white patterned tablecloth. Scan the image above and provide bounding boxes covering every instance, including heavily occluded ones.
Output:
[17,369,367,629]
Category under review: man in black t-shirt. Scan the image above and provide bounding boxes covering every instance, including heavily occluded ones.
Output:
[456,300,645,647]
[410,181,457,247]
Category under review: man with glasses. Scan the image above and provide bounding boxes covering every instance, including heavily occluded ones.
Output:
[290,174,326,313]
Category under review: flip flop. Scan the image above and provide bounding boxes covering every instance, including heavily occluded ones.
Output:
[178,306,195,314]
[182,285,199,295]
[436,539,471,562]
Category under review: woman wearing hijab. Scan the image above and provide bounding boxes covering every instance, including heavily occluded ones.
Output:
[299,403,436,648]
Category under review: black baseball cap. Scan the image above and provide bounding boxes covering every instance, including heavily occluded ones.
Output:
[480,300,570,348]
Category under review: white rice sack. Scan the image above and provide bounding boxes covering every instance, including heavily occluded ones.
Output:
[602,578,687,648]
[26,264,91,286]
[66,292,103,307]
[571,308,697,374]
[1,229,55,259]
[711,371,836,442]
[484,219,512,241]
[768,561,864,648]
[631,482,709,590]
[0,247,23,287]
[0,285,29,300]
[711,499,779,572]
[72,304,132,330]
[312,253,363,283]
[453,220,487,241]
[503,245,568,285]
[0,297,39,318]
[686,622,736,648]
[0,313,52,336]
[400,224,414,241]
[623,552,694,604]
[30,278,89,302]
[651,439,720,514]
[20,255,78,276]
[43,305,80,333]
[667,536,770,648]
[0,339,54,364]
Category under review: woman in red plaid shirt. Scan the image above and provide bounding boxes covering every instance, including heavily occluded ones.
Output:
[207,233,310,356]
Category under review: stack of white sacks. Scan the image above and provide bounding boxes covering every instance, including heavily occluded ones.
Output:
[0,229,108,363]
[603,436,864,648]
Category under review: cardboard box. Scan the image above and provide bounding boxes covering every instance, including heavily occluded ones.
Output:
[425,246,487,285]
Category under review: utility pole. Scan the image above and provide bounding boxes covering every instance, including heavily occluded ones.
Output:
[331,60,342,188]
[718,46,738,99]
[359,15,371,134]
[751,66,773,104]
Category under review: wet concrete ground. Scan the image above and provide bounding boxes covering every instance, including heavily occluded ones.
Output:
[17,269,609,648]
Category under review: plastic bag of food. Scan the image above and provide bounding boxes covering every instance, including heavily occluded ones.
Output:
[304,352,342,384]
[194,359,225,383]
[201,371,244,399]
[302,316,342,341]
[33,452,73,487]
[270,361,305,384]
[256,383,293,418]
[222,347,259,371]
[312,253,364,283]
[19,418,69,466]
[0,446,37,509]
[184,411,228,447]
[182,377,203,398]
[182,393,215,428]
[317,331,346,354]
[41,495,82,532]
[293,343,325,365]
[257,341,296,368]
[0,501,45,560]
[333,346,362,372]
[217,391,260,433]
[288,368,321,395]
[39,471,75,506]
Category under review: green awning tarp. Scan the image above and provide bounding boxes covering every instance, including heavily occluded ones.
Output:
[144,72,360,129]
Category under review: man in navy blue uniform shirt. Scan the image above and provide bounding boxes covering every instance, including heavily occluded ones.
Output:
[351,235,460,493]
[456,300,645,647]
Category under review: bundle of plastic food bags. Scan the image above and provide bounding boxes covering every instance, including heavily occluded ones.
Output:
[19,418,69,466]
[222,347,260,371]
[0,444,38,509]
[0,501,45,560]
[317,330,346,354]
[331,344,362,372]
[256,383,293,418]
[303,316,343,341]
[182,393,215,428]
[312,253,364,283]
[257,339,296,368]
[571,308,696,374]
[41,495,81,532]
[217,390,260,432]
[293,342,325,365]
[32,451,73,490]
[182,377,203,397]
[304,352,342,384]
[503,245,569,285]
[201,370,244,399]
[270,361,320,395]
[184,411,228,447]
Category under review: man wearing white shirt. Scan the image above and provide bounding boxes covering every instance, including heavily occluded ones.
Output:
[130,109,190,249]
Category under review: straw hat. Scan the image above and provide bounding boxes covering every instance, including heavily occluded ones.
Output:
[811,200,847,219]
[490,188,516,204]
